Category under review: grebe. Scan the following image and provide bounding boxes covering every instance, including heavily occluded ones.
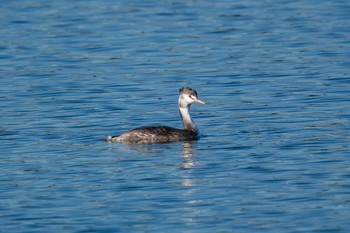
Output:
[105,87,205,144]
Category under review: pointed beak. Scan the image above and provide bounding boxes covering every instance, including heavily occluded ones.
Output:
[194,97,205,104]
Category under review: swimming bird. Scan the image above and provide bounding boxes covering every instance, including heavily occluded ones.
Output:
[105,87,205,144]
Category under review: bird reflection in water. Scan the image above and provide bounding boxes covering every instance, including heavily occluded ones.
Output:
[180,141,196,169]
[109,141,198,186]
[180,141,197,188]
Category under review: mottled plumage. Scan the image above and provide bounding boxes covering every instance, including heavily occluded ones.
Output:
[105,87,205,144]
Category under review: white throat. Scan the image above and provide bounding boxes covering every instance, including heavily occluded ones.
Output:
[179,105,197,131]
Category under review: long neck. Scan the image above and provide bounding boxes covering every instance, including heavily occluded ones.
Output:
[178,104,197,132]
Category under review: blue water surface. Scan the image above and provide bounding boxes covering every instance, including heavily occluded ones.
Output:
[1,0,350,232]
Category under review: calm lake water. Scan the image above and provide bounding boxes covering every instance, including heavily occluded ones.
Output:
[1,0,350,232]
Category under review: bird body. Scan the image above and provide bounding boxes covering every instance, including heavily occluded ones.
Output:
[105,87,204,144]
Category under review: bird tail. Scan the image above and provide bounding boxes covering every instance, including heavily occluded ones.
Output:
[103,135,119,142]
